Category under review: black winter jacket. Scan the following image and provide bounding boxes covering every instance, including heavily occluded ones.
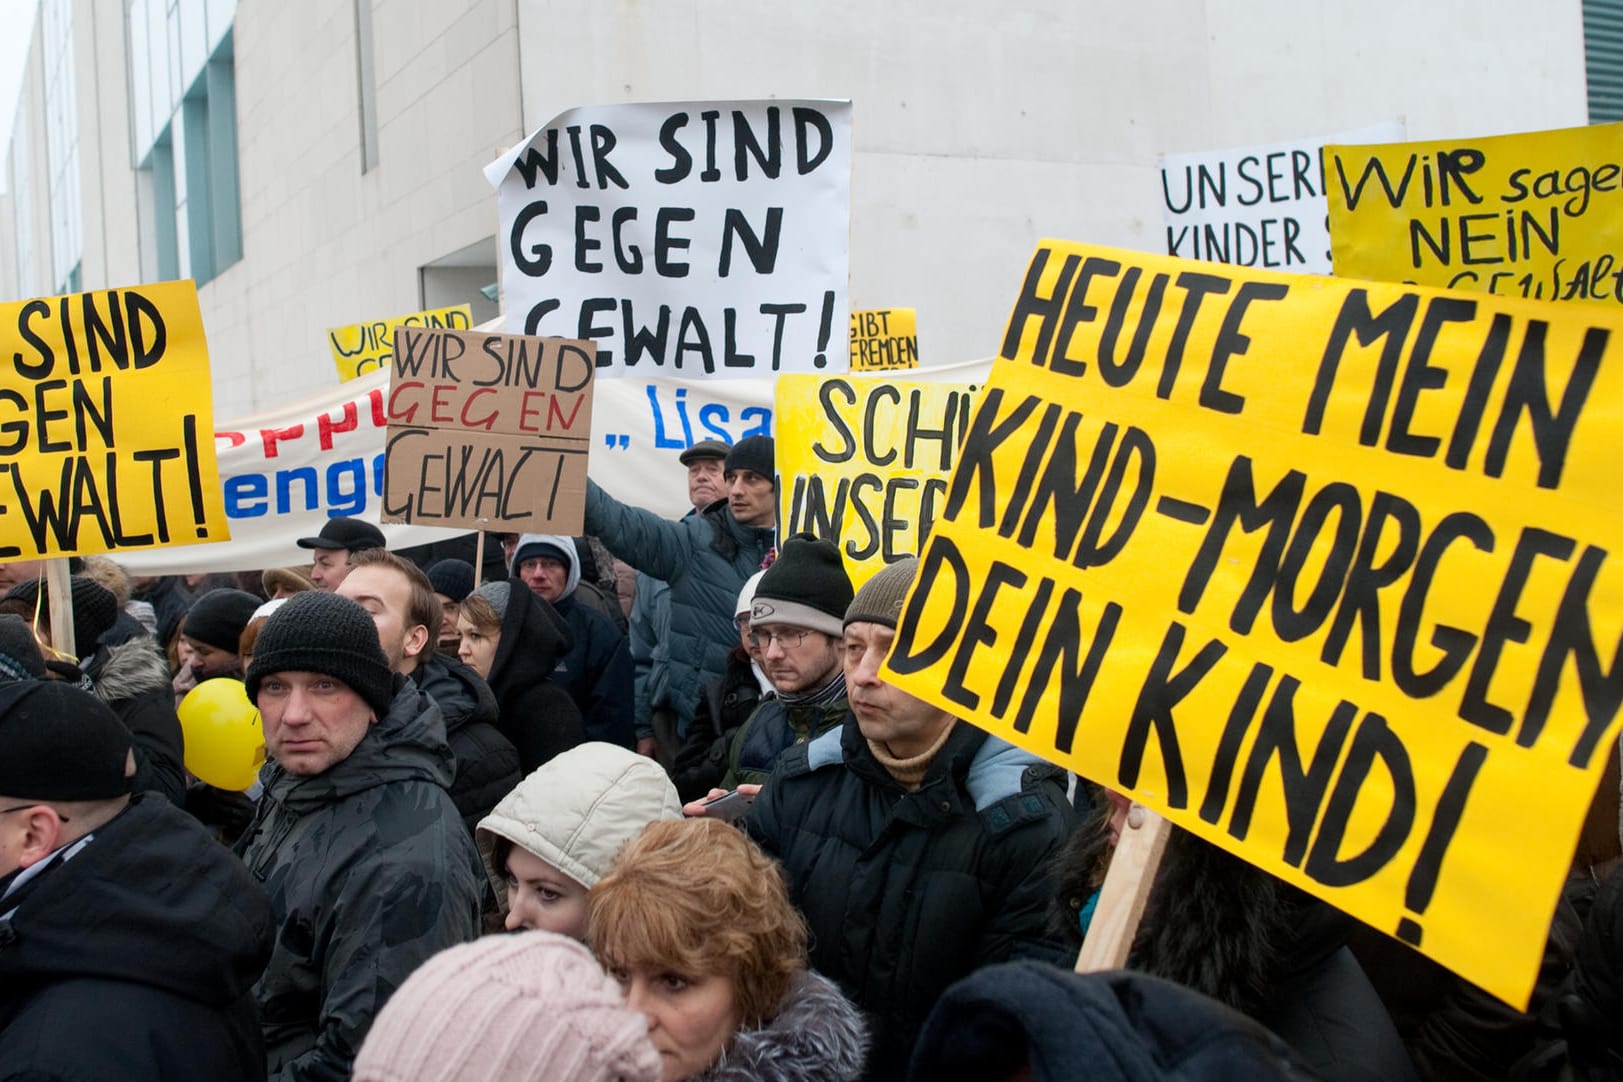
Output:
[550,593,636,748]
[672,649,764,801]
[486,579,587,772]
[84,637,187,806]
[236,677,483,1081]
[413,653,521,833]
[0,795,274,1082]
[747,718,1076,1079]
[906,963,1317,1082]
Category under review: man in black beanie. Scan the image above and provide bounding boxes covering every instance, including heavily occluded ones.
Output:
[581,435,778,760]
[0,681,275,1080]
[236,590,482,1080]
[718,534,853,788]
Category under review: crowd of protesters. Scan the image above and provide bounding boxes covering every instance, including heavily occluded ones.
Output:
[0,434,1619,1082]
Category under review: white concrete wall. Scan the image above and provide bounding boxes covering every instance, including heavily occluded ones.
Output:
[515,0,1590,367]
[195,0,525,417]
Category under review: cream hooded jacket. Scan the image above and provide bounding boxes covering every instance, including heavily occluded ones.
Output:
[476,742,683,907]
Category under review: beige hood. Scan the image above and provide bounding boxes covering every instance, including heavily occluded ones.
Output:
[476,742,683,905]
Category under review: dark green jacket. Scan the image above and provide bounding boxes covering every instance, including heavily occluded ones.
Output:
[584,483,774,729]
[236,677,482,1082]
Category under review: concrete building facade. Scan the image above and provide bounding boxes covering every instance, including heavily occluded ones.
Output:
[0,1,1603,418]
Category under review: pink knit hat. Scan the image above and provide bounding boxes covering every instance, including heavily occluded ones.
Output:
[352,931,661,1082]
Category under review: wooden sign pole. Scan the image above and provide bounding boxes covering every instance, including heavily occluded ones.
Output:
[472,530,486,585]
[44,558,77,660]
[1075,805,1172,972]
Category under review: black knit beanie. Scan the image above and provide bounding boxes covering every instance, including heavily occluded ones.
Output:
[245,591,396,720]
[724,435,776,488]
[0,614,46,681]
[427,559,476,603]
[184,588,264,653]
[750,534,853,637]
[3,576,119,657]
[0,680,132,800]
[845,556,919,629]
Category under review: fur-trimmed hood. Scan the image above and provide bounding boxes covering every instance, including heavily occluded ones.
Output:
[85,636,172,704]
[695,969,868,1082]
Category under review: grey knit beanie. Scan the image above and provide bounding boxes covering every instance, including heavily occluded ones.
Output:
[845,557,919,629]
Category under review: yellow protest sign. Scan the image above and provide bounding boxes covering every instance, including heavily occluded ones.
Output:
[882,239,1623,1008]
[328,304,473,382]
[777,373,978,588]
[0,281,231,560]
[849,308,920,370]
[1328,123,1623,306]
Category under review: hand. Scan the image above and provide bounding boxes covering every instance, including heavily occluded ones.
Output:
[635,735,658,759]
[681,783,761,818]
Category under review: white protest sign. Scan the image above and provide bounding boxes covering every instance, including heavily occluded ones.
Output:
[1160,122,1405,274]
[485,100,853,379]
[115,356,992,575]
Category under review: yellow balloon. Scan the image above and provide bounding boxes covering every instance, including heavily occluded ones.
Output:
[179,678,265,791]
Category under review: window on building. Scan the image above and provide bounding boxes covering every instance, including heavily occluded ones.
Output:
[1584,0,1623,122]
[133,28,242,285]
[355,0,380,172]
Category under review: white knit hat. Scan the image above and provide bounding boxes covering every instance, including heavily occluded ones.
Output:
[351,931,660,1082]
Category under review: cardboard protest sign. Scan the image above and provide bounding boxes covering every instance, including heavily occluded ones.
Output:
[328,303,473,382]
[881,239,1623,1008]
[1328,122,1623,306]
[0,281,231,562]
[1161,123,1404,275]
[777,373,978,588]
[382,326,595,533]
[485,100,852,378]
[850,308,920,370]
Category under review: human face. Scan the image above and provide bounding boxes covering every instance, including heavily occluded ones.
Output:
[183,636,242,681]
[502,846,591,937]
[753,623,840,695]
[613,963,741,1082]
[308,548,351,591]
[687,458,726,511]
[339,565,427,673]
[497,533,521,568]
[735,615,757,660]
[0,559,45,592]
[519,555,569,603]
[844,621,954,758]
[456,613,499,678]
[434,593,460,644]
[257,670,375,775]
[725,469,775,528]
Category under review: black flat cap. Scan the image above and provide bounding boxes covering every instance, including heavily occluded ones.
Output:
[296,517,386,553]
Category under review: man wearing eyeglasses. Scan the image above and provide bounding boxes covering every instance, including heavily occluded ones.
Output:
[719,534,854,788]
[0,680,274,1080]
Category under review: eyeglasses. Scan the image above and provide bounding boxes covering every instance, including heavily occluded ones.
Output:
[750,628,812,651]
[0,804,68,822]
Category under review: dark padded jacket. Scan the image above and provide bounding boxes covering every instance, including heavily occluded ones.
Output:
[551,593,636,749]
[584,483,774,731]
[413,653,521,833]
[747,718,1076,1079]
[84,637,187,806]
[672,649,765,802]
[0,794,275,1082]
[906,963,1317,1082]
[486,579,587,773]
[723,692,848,789]
[235,677,483,1082]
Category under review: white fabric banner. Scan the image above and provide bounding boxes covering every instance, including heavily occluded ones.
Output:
[485,99,853,379]
[1159,122,1405,274]
[116,358,993,575]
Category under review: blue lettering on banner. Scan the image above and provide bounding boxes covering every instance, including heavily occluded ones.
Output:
[644,383,774,450]
[221,453,390,520]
